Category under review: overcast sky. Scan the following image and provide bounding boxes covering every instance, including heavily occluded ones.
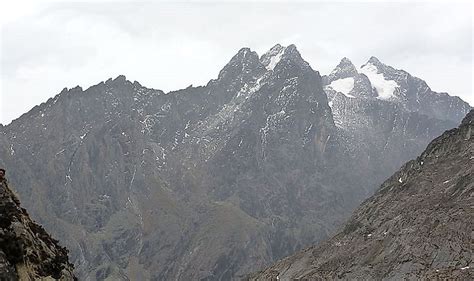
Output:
[1,0,472,125]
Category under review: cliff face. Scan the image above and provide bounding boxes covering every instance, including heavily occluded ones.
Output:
[252,110,473,280]
[0,178,75,280]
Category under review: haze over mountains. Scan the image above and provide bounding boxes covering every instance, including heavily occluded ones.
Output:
[0,44,471,280]
[252,109,473,280]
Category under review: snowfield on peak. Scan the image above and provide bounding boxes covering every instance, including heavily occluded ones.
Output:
[326,77,355,97]
[265,50,284,71]
[359,63,399,100]
[262,45,286,71]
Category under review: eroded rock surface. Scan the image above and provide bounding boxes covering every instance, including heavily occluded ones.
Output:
[0,178,75,280]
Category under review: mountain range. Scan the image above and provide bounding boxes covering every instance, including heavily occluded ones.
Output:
[0,44,471,280]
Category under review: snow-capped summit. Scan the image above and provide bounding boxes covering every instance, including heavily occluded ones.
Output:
[323,55,471,124]
[324,57,375,101]
[359,59,399,100]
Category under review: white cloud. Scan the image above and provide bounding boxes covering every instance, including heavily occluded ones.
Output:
[1,1,472,124]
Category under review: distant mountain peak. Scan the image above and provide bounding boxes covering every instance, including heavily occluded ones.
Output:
[365,56,384,67]
[260,44,287,70]
[338,57,356,68]
[323,53,471,123]
[331,57,357,77]
[260,43,312,74]
[340,57,353,65]
[103,75,133,86]
[266,43,285,53]
[284,44,299,54]
[216,47,264,83]
[223,47,260,68]
[113,74,127,82]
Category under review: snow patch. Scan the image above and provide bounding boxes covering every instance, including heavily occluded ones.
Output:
[360,63,398,99]
[55,148,65,156]
[327,77,355,97]
[265,48,285,71]
[328,100,333,108]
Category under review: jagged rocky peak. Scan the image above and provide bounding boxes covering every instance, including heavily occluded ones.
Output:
[326,56,385,85]
[260,44,312,73]
[260,43,286,70]
[215,43,317,97]
[357,56,400,100]
[232,47,260,63]
[104,74,135,87]
[340,56,354,65]
[324,57,369,98]
[360,56,389,76]
[0,175,76,280]
[325,52,470,125]
[330,57,358,78]
[111,74,128,83]
[366,55,384,67]
[217,47,264,80]
[283,44,313,71]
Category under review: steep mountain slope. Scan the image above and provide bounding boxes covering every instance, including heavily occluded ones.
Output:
[252,109,473,280]
[323,57,470,186]
[0,177,76,280]
[0,44,470,280]
[324,57,470,123]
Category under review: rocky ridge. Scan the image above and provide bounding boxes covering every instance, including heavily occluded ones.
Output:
[0,178,76,280]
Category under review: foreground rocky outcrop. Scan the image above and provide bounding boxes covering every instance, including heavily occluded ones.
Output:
[0,178,75,280]
[251,110,474,280]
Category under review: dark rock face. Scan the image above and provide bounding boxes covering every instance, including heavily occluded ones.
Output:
[0,45,470,280]
[323,57,471,190]
[324,56,471,123]
[251,110,474,280]
[0,178,76,280]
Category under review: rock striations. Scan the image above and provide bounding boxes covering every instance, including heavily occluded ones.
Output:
[251,109,474,280]
[0,178,76,280]
[0,44,471,280]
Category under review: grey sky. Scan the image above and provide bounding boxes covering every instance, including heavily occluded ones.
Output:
[1,0,472,125]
